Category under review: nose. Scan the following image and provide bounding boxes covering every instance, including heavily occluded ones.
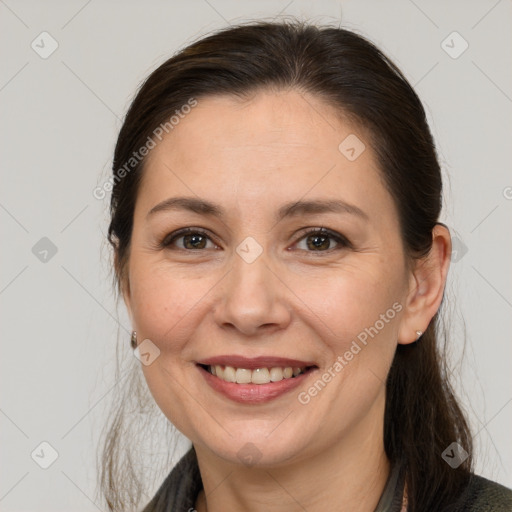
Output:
[213,250,292,338]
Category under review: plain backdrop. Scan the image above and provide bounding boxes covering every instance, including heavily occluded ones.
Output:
[1,1,511,510]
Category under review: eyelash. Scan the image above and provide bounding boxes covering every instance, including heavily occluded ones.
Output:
[160,227,351,254]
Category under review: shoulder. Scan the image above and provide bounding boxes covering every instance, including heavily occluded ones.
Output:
[457,474,512,511]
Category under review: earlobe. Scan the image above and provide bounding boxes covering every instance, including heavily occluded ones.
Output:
[397,224,452,345]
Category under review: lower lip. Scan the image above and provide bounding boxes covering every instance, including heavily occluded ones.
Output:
[197,365,316,404]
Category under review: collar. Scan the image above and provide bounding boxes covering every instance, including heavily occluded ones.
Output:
[143,446,406,512]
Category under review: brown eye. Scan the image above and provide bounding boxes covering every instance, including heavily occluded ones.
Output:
[182,233,208,249]
[294,228,350,253]
[161,229,217,250]
[306,233,332,250]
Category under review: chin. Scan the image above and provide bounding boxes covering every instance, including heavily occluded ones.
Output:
[194,423,316,469]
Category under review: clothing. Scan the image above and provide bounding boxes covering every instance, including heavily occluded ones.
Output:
[141,446,512,511]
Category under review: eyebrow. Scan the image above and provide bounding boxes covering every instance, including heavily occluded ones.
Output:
[147,196,369,222]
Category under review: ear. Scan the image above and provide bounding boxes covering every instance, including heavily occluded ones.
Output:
[115,251,133,321]
[397,224,451,345]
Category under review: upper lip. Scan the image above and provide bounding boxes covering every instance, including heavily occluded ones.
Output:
[197,355,317,370]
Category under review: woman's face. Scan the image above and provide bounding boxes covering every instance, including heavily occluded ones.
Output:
[123,90,413,466]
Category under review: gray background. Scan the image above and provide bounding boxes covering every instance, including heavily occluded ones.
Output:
[1,0,511,510]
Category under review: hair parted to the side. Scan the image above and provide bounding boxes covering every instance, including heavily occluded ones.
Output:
[99,19,473,512]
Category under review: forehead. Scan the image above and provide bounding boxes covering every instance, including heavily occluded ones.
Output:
[138,90,396,224]
[148,89,362,167]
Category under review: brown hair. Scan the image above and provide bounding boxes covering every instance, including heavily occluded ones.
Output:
[100,20,473,512]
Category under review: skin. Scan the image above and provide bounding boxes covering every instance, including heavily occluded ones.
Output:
[121,89,451,511]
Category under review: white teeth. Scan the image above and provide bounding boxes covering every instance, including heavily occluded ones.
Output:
[223,366,236,383]
[252,368,270,384]
[235,368,252,384]
[269,367,283,382]
[209,365,306,384]
[283,367,293,379]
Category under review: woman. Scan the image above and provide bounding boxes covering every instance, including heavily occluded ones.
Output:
[99,20,512,511]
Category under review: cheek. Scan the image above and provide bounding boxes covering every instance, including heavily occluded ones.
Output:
[293,270,402,416]
[129,259,217,432]
[128,258,216,353]
[291,263,403,348]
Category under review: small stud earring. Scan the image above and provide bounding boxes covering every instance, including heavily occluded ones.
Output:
[131,331,137,349]
[415,330,423,341]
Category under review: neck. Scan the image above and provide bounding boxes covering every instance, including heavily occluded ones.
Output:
[194,393,391,512]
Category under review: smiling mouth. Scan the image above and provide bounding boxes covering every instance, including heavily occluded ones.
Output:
[198,364,317,385]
